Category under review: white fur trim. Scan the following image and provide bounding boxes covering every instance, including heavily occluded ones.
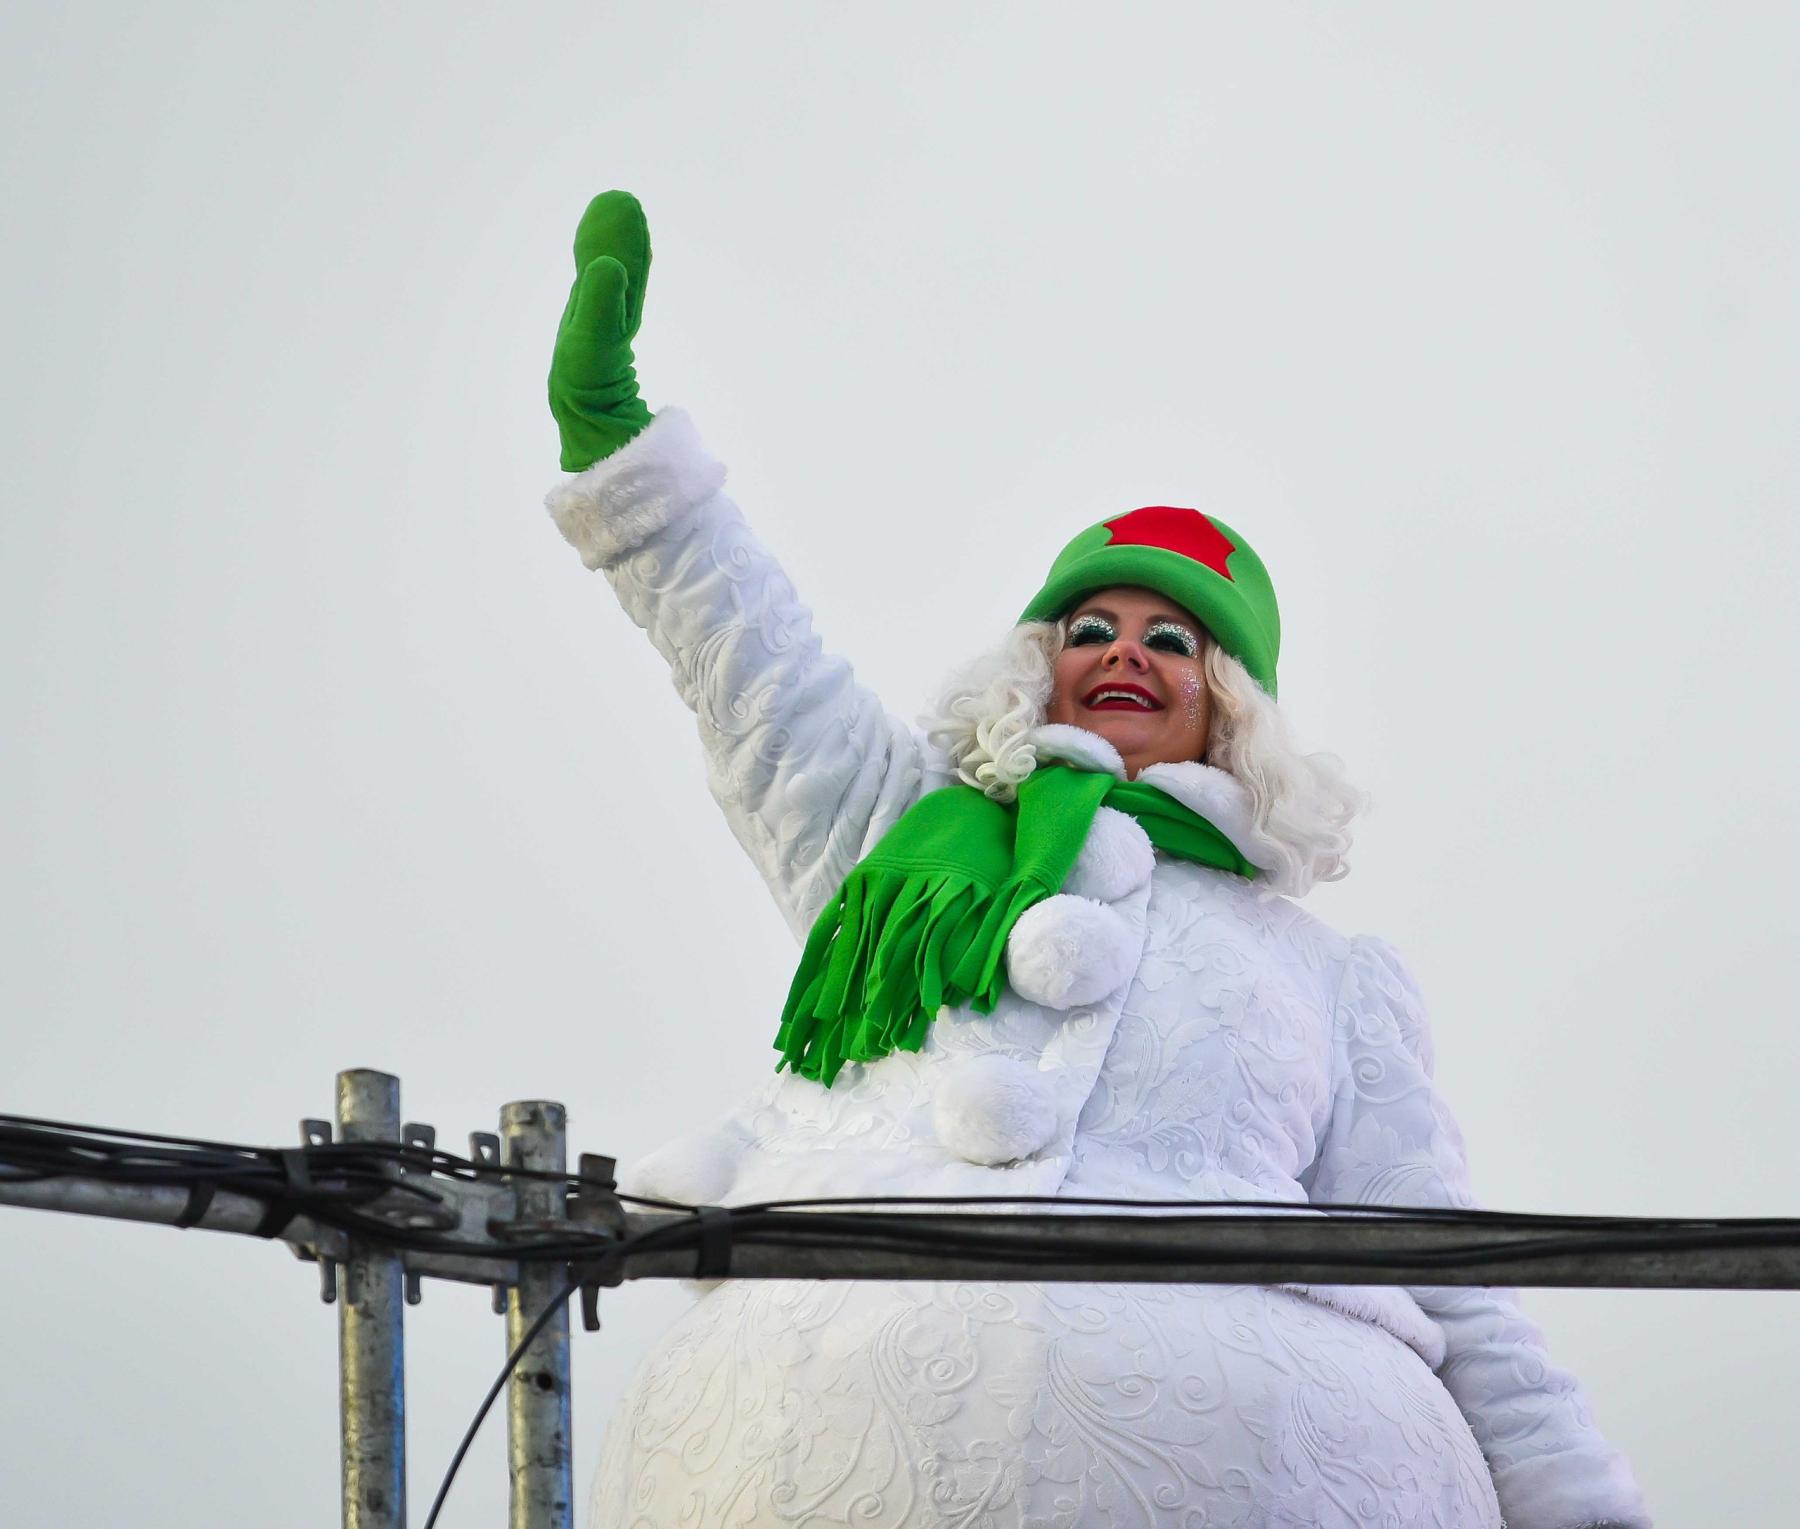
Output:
[618,1126,740,1208]
[1280,1282,1446,1369]
[1026,734,1279,878]
[1063,805,1153,902]
[933,1054,1058,1165]
[1005,893,1137,1010]
[1488,1445,1652,1529]
[544,407,727,570]
[1135,759,1281,872]
[1026,724,1126,778]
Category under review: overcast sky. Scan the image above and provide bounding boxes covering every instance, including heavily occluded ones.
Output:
[3,3,1797,1524]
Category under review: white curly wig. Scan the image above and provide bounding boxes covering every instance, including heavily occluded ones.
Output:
[919,620,1366,898]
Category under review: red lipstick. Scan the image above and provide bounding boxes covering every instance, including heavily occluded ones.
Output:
[1081,682,1163,712]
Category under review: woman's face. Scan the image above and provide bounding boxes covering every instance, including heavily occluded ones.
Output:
[1045,586,1212,779]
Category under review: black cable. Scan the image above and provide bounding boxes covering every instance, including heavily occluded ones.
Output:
[716,1214,1793,1271]
[420,1274,579,1529]
[728,1191,1731,1226]
[594,1202,1800,1288]
[6,1111,1800,1281]
[0,1111,278,1155]
[12,1114,1557,1226]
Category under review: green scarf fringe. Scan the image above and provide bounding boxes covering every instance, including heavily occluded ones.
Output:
[775,870,1049,1086]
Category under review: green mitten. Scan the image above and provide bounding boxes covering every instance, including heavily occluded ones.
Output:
[548,190,654,471]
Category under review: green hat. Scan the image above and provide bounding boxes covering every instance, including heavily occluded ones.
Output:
[1019,505,1281,697]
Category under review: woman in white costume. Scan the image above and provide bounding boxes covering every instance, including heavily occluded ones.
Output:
[544,193,1650,1529]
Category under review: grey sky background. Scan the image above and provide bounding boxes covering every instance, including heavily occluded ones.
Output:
[3,3,1796,1523]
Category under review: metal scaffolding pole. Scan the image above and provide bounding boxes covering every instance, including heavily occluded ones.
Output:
[336,1069,406,1529]
[500,1100,574,1529]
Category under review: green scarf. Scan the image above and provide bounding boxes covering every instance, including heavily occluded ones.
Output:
[774,766,1257,1086]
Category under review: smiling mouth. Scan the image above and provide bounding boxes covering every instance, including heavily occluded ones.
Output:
[1081,684,1163,712]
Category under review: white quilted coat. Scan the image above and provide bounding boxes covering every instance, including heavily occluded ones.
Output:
[547,411,1651,1529]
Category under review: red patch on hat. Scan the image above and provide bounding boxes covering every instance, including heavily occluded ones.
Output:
[1103,506,1236,580]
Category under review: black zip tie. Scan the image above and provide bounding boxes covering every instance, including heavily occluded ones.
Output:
[174,1178,216,1229]
[694,1205,732,1278]
[251,1147,314,1239]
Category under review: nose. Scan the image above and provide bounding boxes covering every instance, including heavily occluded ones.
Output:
[1102,637,1150,673]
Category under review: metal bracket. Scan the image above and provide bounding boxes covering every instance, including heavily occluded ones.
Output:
[570,1152,628,1331]
[471,1131,507,1310]
[400,1121,438,1305]
[299,1118,337,1303]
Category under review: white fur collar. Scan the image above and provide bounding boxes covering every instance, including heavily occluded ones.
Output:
[1026,725,1281,874]
[1136,759,1282,874]
[1029,724,1126,778]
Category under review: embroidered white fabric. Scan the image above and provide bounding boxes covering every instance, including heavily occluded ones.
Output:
[594,1279,1499,1529]
[551,412,1651,1529]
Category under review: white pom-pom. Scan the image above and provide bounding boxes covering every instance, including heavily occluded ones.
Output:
[1005,893,1138,1010]
[933,1054,1058,1165]
[1063,806,1154,902]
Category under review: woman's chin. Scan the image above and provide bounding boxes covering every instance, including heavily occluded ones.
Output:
[1080,713,1165,759]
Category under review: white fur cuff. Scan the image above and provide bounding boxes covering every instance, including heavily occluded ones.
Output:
[544,408,727,570]
[934,1054,1058,1165]
[619,1124,742,1208]
[1005,893,1138,1011]
[1488,1448,1651,1529]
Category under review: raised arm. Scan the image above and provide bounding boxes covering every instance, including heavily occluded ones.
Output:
[543,193,928,936]
[1307,937,1651,1529]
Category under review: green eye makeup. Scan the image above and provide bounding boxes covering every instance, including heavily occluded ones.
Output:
[1067,614,1116,646]
[1145,620,1200,658]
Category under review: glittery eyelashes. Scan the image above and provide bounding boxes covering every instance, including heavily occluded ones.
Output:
[1067,614,1116,646]
[1145,620,1200,658]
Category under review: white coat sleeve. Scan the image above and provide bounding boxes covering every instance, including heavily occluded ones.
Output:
[544,409,927,938]
[1307,936,1651,1529]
